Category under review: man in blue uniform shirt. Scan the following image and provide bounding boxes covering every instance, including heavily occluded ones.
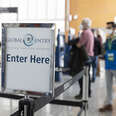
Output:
[99,23,116,112]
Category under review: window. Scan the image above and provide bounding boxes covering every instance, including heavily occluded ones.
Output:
[0,0,65,31]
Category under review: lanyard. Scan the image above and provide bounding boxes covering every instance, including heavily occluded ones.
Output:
[108,39,112,50]
[108,36,116,50]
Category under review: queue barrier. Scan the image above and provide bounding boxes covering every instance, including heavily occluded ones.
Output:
[0,66,89,116]
[1,26,89,116]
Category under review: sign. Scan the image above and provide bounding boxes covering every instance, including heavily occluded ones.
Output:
[2,23,55,95]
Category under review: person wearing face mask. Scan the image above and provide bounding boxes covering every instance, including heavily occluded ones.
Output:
[106,22,114,35]
[75,18,94,99]
[99,23,116,112]
[106,22,114,30]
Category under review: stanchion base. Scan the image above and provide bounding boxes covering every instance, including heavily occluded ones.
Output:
[18,98,34,116]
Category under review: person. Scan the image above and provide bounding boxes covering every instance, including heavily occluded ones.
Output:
[75,18,94,99]
[96,29,103,76]
[106,22,114,30]
[96,22,114,76]
[99,23,116,112]
[91,29,102,82]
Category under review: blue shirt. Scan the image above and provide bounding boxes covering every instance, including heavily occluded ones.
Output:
[105,36,116,70]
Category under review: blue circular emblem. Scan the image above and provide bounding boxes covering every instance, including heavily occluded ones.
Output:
[23,34,34,47]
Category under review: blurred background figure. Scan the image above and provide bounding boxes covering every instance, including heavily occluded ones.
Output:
[95,29,103,76]
[91,29,102,82]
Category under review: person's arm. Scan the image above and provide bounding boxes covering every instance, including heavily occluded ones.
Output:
[77,32,90,48]
[68,37,80,46]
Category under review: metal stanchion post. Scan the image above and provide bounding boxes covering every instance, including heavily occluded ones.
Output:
[83,67,89,101]
[18,95,34,116]
[10,99,13,115]
[82,67,89,116]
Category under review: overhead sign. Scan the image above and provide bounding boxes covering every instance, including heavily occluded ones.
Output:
[2,23,55,95]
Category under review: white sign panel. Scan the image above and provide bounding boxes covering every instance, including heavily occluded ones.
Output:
[2,24,55,94]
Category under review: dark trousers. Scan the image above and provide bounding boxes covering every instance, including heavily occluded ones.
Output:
[78,56,93,96]
[92,56,98,81]
[78,65,91,96]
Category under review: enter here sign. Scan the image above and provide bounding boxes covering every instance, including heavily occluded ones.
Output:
[2,24,55,94]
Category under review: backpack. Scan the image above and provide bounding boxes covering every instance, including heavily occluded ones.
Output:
[94,37,102,56]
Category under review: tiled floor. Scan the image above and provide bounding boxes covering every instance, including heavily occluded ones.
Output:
[0,60,116,116]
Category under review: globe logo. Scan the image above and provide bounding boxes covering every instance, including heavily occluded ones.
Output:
[23,34,34,47]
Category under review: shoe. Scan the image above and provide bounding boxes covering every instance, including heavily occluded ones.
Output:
[74,94,82,100]
[99,104,113,112]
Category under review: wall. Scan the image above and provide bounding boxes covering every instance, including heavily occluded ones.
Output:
[70,0,116,34]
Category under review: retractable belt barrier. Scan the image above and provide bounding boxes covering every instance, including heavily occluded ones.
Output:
[1,26,89,116]
[0,67,89,116]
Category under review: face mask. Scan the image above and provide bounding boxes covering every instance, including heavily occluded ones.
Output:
[105,29,113,34]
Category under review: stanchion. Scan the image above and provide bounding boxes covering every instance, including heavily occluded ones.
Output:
[83,101,88,116]
[55,29,65,82]
[82,66,89,116]
[83,67,89,101]
[18,95,34,116]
